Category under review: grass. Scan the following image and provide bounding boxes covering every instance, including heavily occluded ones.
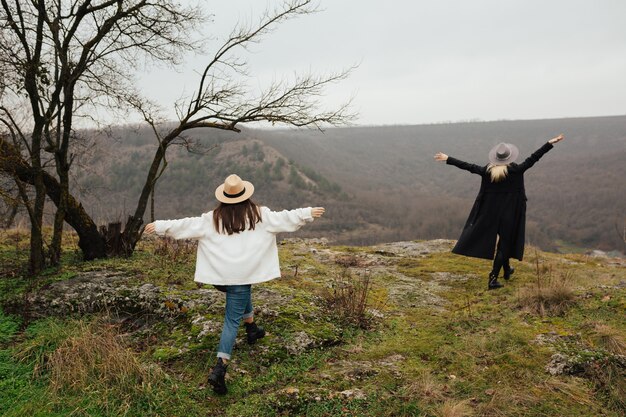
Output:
[46,318,164,394]
[590,323,626,355]
[0,228,625,416]
[517,270,576,316]
[516,250,577,316]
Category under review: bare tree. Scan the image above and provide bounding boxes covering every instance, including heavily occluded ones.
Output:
[116,0,355,255]
[0,0,353,267]
[0,0,204,271]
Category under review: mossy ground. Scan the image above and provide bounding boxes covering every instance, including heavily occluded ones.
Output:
[1,230,624,416]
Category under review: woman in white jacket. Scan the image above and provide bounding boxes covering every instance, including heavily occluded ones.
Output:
[144,174,325,395]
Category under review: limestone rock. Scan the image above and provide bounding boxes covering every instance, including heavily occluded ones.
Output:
[285,331,316,354]
[339,388,367,400]
[21,271,220,321]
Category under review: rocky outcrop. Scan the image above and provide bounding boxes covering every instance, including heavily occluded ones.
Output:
[21,270,221,320]
[533,331,626,382]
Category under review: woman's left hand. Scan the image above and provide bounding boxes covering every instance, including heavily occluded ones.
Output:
[548,134,565,144]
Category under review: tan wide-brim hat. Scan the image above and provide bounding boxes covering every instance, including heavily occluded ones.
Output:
[215,174,255,204]
[488,142,519,165]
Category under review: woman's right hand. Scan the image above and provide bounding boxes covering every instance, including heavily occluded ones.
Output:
[144,223,156,235]
[434,152,448,162]
[311,207,325,218]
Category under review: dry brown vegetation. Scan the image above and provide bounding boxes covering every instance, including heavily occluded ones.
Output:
[403,370,448,404]
[322,268,372,328]
[47,318,164,395]
[518,254,576,316]
[437,399,473,417]
[581,357,626,411]
[590,323,626,355]
[152,236,197,261]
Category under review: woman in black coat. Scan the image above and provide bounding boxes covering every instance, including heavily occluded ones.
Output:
[434,134,565,289]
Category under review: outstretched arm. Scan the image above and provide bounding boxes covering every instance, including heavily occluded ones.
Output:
[144,216,208,240]
[264,207,324,233]
[517,134,564,172]
[435,152,485,175]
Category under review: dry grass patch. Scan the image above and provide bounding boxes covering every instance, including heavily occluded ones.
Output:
[403,370,448,404]
[437,399,473,417]
[518,255,576,316]
[334,254,360,268]
[474,387,544,417]
[542,377,594,407]
[47,318,164,394]
[591,324,626,355]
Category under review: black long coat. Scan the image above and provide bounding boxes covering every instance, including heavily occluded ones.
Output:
[446,142,554,261]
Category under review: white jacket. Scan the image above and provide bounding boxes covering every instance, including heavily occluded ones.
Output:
[154,207,314,285]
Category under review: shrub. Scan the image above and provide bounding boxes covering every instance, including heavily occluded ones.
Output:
[581,354,626,412]
[153,237,196,261]
[334,254,359,268]
[322,269,372,329]
[518,254,576,316]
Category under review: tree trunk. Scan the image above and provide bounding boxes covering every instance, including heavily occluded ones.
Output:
[1,123,178,261]
[2,194,19,229]
[29,133,46,274]
[115,130,179,256]
[45,167,106,260]
[49,170,68,265]
[29,172,46,274]
[150,187,155,223]
[0,138,107,260]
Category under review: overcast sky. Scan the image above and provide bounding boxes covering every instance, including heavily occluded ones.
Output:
[137,0,626,126]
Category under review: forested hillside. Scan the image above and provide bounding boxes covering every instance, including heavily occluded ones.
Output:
[71,115,626,253]
[260,116,626,252]
[72,128,348,231]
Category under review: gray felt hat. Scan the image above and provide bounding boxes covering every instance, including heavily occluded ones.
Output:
[488,143,519,165]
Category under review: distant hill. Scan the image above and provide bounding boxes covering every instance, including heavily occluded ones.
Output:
[259,116,626,252]
[72,128,348,228]
[72,115,626,253]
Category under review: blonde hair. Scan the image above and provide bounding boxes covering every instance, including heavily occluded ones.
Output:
[487,164,508,182]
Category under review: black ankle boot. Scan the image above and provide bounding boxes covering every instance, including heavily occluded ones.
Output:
[245,322,266,345]
[488,273,504,290]
[503,267,515,280]
[208,358,228,395]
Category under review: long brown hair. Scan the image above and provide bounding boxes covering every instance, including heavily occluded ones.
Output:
[212,199,262,235]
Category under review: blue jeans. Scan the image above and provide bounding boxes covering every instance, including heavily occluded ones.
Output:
[214,285,253,360]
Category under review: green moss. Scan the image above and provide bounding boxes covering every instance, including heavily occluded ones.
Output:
[152,346,186,362]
